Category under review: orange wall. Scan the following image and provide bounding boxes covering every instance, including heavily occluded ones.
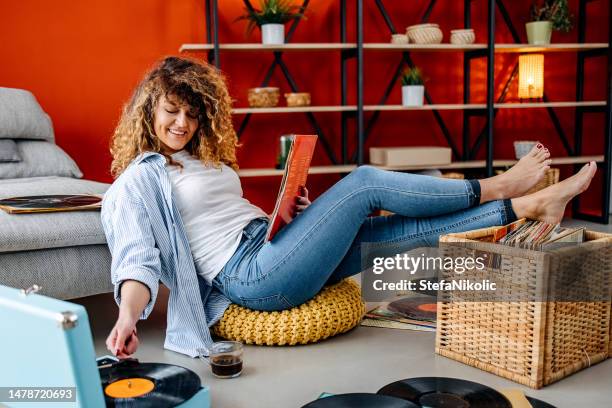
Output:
[0,1,608,214]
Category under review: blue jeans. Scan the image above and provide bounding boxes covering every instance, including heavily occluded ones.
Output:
[212,166,516,311]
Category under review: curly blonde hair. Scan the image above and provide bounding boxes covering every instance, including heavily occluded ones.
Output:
[110,56,238,177]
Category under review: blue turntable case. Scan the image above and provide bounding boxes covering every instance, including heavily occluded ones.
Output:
[0,284,210,407]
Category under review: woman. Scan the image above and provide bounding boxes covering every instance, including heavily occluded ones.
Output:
[102,56,596,358]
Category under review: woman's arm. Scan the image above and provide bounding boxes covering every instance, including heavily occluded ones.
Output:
[105,280,150,357]
[102,191,163,357]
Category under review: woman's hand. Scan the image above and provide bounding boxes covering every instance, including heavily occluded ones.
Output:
[294,186,311,217]
[105,280,150,358]
[106,315,140,358]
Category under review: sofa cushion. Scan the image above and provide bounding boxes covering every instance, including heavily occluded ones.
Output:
[0,245,113,299]
[0,176,110,253]
[0,140,21,162]
[0,87,54,142]
[0,141,83,179]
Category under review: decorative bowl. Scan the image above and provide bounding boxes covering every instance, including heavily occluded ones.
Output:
[391,34,409,44]
[450,28,476,45]
[406,23,443,44]
[284,92,311,107]
[247,87,280,108]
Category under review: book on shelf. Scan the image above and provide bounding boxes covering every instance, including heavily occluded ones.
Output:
[0,194,103,214]
[265,134,318,241]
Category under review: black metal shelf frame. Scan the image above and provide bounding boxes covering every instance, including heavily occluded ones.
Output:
[355,0,610,223]
[204,0,360,166]
[200,0,610,223]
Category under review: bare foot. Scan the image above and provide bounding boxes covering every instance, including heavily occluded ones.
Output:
[479,144,551,203]
[511,161,597,224]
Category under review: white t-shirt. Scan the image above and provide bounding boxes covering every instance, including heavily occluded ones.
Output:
[166,150,268,283]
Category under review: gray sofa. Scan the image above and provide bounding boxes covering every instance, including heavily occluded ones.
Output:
[0,87,113,299]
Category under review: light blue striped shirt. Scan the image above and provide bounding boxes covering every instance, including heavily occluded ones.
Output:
[101,152,231,357]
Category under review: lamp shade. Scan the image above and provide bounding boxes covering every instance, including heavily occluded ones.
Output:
[518,54,544,99]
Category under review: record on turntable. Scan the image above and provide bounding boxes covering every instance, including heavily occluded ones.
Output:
[99,358,202,407]
[387,296,437,321]
[378,377,512,408]
[301,393,419,408]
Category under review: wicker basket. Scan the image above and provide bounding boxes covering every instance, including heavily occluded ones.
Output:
[436,228,612,388]
[284,92,311,107]
[406,23,443,44]
[248,87,280,108]
[528,168,559,194]
[440,172,465,180]
[496,168,559,195]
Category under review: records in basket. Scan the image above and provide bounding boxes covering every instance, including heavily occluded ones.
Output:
[301,393,419,408]
[494,218,584,250]
[0,194,102,214]
[378,377,513,408]
[99,359,201,407]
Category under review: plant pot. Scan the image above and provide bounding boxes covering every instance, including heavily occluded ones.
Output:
[402,85,424,107]
[261,24,284,45]
[525,21,552,45]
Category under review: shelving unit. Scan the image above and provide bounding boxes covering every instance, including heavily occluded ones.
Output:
[181,0,611,223]
[179,43,357,51]
[233,106,357,114]
[237,155,604,178]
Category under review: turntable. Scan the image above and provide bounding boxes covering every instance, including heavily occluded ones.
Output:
[0,284,210,407]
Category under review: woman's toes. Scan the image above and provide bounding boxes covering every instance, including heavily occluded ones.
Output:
[535,148,548,160]
[529,144,542,157]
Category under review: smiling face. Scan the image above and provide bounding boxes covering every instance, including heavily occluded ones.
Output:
[153,94,199,154]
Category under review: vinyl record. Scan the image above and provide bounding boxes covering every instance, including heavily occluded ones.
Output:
[387,296,437,321]
[301,393,419,408]
[99,360,201,407]
[378,377,511,408]
[526,396,556,408]
[0,194,101,209]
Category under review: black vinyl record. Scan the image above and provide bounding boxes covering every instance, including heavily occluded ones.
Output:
[301,393,420,408]
[378,377,512,408]
[0,194,101,209]
[99,360,201,407]
[387,296,437,321]
[526,396,556,408]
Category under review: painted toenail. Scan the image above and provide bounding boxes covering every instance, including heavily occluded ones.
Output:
[537,144,543,149]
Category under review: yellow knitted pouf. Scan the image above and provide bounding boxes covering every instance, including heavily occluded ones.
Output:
[212,279,365,346]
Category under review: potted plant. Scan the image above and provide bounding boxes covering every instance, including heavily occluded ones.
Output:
[526,0,573,45]
[236,0,304,45]
[400,67,425,107]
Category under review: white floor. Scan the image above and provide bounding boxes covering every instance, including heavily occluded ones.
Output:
[75,217,612,408]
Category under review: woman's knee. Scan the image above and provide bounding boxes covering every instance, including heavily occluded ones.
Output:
[349,165,383,185]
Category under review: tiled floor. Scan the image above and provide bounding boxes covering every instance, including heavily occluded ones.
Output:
[76,216,612,407]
